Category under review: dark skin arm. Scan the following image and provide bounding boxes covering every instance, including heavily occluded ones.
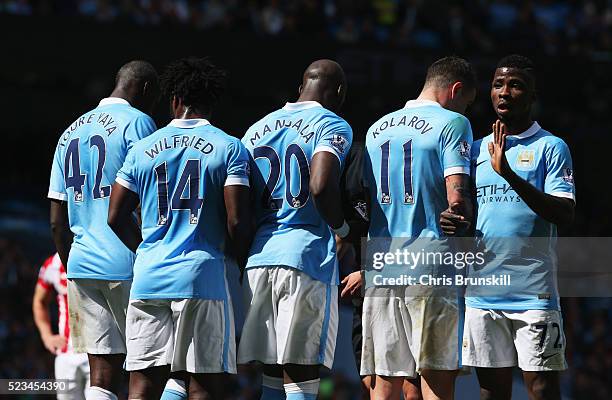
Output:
[50,199,73,268]
[489,120,574,226]
[310,151,346,231]
[108,183,142,253]
[223,185,251,270]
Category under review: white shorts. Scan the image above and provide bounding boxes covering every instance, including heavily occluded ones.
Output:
[67,279,131,354]
[462,307,567,371]
[55,352,89,400]
[237,266,338,369]
[125,298,236,374]
[360,286,462,377]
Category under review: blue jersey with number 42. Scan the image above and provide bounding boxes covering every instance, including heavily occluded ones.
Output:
[242,101,353,284]
[48,98,156,280]
[116,119,250,300]
[364,99,473,238]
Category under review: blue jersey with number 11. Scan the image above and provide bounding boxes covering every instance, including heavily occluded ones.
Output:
[242,101,353,284]
[48,98,156,280]
[364,99,473,239]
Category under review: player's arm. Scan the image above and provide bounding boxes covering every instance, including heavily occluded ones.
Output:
[49,200,73,268]
[489,120,575,226]
[439,116,475,236]
[224,185,251,269]
[440,174,474,236]
[311,151,349,236]
[32,283,65,355]
[108,183,142,252]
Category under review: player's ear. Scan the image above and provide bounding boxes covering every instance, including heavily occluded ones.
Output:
[450,81,463,99]
[298,84,303,95]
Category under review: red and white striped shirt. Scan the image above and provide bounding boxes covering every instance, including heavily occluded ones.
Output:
[37,253,71,354]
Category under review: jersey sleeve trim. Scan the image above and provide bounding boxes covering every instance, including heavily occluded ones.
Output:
[443,166,470,177]
[313,146,341,162]
[224,176,250,187]
[48,190,67,201]
[115,177,137,193]
[36,279,51,289]
[549,191,575,201]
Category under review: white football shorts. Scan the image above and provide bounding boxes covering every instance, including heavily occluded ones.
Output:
[67,279,131,354]
[462,306,567,371]
[360,286,463,377]
[125,297,236,374]
[237,266,338,369]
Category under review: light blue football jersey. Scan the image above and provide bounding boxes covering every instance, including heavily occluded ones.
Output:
[48,98,156,280]
[242,101,353,284]
[116,119,250,300]
[467,122,575,311]
[364,99,473,239]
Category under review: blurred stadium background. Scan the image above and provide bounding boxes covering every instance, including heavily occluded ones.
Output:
[1,1,611,399]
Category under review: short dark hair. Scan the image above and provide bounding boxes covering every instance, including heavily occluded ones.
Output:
[496,54,536,83]
[115,60,158,87]
[160,57,227,112]
[424,56,477,90]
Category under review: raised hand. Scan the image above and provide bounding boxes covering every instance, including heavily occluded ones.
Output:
[488,120,511,177]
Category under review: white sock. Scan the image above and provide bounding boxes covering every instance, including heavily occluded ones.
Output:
[87,386,118,400]
[284,378,320,397]
[161,378,188,400]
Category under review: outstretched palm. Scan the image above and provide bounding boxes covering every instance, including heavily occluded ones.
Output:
[488,120,511,176]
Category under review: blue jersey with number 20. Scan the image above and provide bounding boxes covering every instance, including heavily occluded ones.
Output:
[242,101,353,284]
[116,119,250,300]
[48,98,156,280]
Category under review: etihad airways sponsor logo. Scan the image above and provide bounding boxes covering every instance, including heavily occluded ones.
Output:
[476,184,522,204]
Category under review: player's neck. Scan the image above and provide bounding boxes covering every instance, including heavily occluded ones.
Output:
[296,93,322,106]
[416,88,443,106]
[176,107,209,120]
[502,117,534,136]
[296,87,334,111]
[109,88,132,104]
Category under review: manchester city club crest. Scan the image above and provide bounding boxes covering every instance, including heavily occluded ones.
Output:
[515,149,536,170]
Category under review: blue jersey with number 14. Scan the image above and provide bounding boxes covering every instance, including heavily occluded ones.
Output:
[242,101,353,284]
[116,119,250,300]
[48,98,156,280]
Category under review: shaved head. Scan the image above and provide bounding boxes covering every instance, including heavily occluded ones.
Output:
[298,59,347,112]
[302,59,346,89]
[115,60,158,89]
[111,60,159,114]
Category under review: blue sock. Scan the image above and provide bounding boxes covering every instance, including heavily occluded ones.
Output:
[161,379,187,400]
[261,374,286,400]
[261,385,287,400]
